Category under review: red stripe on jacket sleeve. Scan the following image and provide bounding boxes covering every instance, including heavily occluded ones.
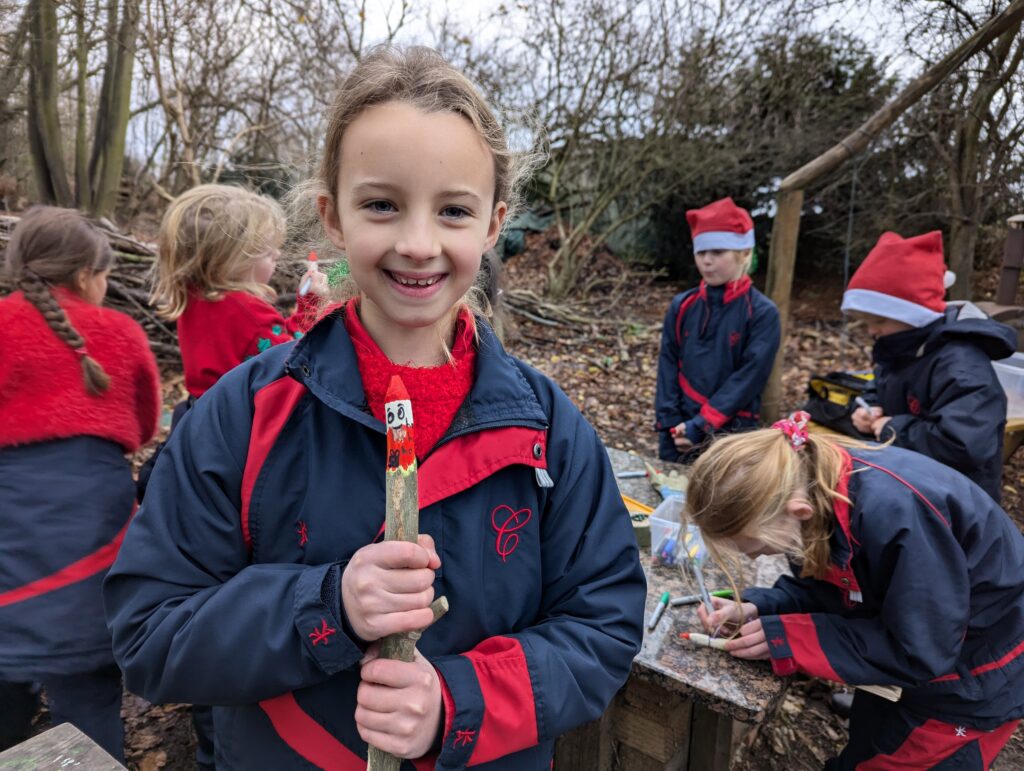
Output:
[241,378,307,551]
[462,636,538,766]
[699,402,731,429]
[780,614,844,683]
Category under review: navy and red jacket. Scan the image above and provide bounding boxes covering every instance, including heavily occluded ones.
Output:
[0,288,159,677]
[654,276,780,460]
[746,445,1024,730]
[177,288,319,397]
[864,304,1016,502]
[104,307,646,770]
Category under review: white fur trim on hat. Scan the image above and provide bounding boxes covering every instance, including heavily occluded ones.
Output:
[943,270,956,288]
[693,229,755,253]
[841,288,943,327]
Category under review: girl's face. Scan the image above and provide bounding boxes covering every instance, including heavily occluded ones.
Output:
[694,249,746,286]
[76,268,110,306]
[249,246,280,285]
[321,102,507,350]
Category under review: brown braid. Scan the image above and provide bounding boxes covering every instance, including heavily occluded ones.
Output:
[4,206,114,396]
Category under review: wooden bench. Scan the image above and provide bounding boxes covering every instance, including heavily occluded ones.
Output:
[0,722,126,770]
[554,449,789,770]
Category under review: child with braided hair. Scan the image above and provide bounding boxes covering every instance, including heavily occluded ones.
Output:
[686,413,1024,769]
[0,206,160,759]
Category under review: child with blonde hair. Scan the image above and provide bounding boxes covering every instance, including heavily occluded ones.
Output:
[0,207,160,759]
[106,46,645,769]
[655,197,780,461]
[686,413,1024,769]
[151,183,327,398]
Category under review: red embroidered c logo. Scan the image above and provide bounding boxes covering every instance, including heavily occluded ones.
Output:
[491,505,532,562]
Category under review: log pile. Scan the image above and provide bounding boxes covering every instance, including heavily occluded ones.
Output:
[0,214,180,365]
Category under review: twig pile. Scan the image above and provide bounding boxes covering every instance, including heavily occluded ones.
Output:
[0,214,181,365]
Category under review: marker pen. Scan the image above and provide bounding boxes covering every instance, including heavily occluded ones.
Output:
[679,632,728,651]
[299,250,318,296]
[647,591,670,631]
[670,589,734,608]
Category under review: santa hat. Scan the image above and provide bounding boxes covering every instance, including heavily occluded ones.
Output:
[686,197,755,253]
[841,231,955,327]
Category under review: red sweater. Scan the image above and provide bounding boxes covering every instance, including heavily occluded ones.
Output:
[343,299,476,458]
[177,289,319,397]
[0,288,161,452]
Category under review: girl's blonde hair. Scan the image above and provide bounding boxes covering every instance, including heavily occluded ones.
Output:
[151,184,286,320]
[4,206,114,395]
[289,45,542,317]
[686,428,860,582]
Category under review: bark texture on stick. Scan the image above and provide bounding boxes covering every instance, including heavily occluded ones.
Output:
[367,375,447,771]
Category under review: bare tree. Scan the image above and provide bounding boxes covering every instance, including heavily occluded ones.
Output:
[25,0,141,215]
[896,0,1024,298]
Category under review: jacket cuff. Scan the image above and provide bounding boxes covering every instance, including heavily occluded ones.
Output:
[761,613,844,683]
[685,418,705,444]
[293,563,363,675]
[760,615,801,675]
[325,562,371,653]
[432,654,485,770]
[760,615,795,662]
[699,402,730,430]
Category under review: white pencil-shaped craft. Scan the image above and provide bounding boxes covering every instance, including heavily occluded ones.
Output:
[679,631,729,651]
[299,251,318,296]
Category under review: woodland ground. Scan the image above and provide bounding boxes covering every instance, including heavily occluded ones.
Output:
[26,232,1024,770]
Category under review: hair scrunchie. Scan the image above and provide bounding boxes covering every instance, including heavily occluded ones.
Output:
[772,410,811,451]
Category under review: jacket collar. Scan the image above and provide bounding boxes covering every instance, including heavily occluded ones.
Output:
[697,275,752,305]
[283,304,548,436]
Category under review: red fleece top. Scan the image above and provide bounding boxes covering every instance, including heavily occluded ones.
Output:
[0,288,161,452]
[343,299,476,458]
[177,289,319,397]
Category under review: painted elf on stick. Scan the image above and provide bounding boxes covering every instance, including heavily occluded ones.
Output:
[367,376,449,771]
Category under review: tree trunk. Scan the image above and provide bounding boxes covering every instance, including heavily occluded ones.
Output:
[26,0,73,206]
[0,6,30,174]
[74,0,92,210]
[947,220,980,299]
[90,0,141,215]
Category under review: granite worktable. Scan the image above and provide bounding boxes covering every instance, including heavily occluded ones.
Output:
[552,448,790,770]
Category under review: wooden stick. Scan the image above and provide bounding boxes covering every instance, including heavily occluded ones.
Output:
[367,376,448,771]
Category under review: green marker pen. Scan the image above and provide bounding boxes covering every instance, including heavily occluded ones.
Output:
[647,591,671,631]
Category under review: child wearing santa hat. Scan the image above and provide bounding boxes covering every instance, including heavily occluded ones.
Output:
[842,230,1016,502]
[655,197,781,462]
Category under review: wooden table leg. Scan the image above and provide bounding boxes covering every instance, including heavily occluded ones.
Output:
[554,712,613,771]
[687,702,737,771]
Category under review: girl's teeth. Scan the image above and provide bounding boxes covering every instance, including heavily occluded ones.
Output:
[393,274,441,287]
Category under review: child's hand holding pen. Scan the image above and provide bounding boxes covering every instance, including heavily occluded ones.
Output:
[299,266,328,297]
[851,396,884,434]
[670,423,693,450]
[695,597,769,660]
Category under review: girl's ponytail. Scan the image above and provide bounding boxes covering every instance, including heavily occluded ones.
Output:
[5,206,114,395]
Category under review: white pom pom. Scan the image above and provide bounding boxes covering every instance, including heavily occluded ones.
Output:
[943,270,956,289]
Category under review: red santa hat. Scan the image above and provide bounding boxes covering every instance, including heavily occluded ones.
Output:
[686,197,755,253]
[841,231,955,327]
